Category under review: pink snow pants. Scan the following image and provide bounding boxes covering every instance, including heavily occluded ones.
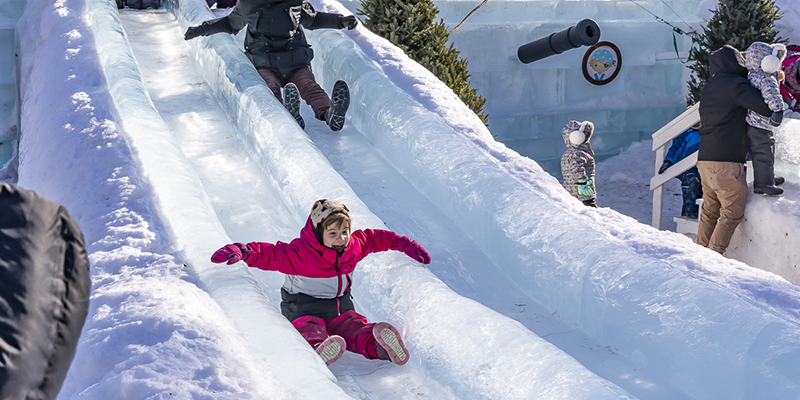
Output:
[292,310,381,359]
[258,67,332,121]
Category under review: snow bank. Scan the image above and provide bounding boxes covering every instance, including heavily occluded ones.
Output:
[724,119,800,285]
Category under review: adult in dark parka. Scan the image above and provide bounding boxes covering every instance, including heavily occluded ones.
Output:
[184,0,358,131]
[0,183,90,400]
[696,45,773,254]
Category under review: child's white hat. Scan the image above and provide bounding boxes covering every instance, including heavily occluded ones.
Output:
[310,199,350,229]
[566,121,594,145]
[762,43,787,74]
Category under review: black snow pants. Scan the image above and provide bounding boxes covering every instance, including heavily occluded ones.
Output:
[746,125,776,187]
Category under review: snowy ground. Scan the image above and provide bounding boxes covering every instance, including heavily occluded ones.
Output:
[597,139,683,228]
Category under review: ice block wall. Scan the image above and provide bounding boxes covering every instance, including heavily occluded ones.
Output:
[337,0,702,178]
[0,0,25,174]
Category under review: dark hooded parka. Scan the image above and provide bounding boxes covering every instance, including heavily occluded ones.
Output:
[698,45,773,163]
[199,0,345,79]
[0,183,90,400]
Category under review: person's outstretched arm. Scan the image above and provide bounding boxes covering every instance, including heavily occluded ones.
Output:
[356,229,431,264]
[184,17,235,40]
[299,0,358,31]
[184,2,249,40]
[210,240,311,275]
[663,130,688,167]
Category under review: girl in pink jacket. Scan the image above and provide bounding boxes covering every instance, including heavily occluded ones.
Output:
[210,199,431,366]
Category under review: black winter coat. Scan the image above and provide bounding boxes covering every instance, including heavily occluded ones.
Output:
[0,183,90,400]
[698,45,773,163]
[201,0,344,76]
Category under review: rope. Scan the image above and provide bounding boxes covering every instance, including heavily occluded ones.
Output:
[626,0,706,47]
[659,0,693,32]
[673,31,702,63]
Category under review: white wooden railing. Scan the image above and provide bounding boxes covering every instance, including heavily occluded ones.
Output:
[650,103,700,229]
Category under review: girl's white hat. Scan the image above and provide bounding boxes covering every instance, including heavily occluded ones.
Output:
[310,199,350,228]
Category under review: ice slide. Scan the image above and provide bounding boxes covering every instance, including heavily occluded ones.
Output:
[88,2,635,399]
[14,0,800,399]
[39,0,636,398]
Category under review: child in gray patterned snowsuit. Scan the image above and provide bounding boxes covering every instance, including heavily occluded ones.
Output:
[744,42,787,195]
[561,120,596,207]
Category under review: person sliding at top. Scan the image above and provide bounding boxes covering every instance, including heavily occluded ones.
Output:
[184,0,358,131]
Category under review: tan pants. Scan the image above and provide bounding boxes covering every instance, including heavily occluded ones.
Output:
[696,161,747,254]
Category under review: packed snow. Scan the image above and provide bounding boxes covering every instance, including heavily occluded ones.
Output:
[3,0,800,399]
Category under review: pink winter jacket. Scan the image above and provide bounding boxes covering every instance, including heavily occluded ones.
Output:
[243,218,413,299]
[781,53,800,109]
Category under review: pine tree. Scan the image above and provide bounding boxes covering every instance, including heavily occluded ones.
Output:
[357,0,489,125]
[686,0,784,105]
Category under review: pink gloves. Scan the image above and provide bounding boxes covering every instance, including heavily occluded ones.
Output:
[211,243,251,265]
[398,238,431,264]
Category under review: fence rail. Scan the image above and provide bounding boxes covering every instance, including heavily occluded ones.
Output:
[650,103,700,229]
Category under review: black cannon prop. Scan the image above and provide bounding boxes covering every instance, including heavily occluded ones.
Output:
[517,19,601,64]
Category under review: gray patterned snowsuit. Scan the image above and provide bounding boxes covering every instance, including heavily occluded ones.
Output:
[744,42,787,187]
[560,120,596,204]
[745,42,786,130]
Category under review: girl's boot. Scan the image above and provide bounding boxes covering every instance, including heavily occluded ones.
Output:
[373,322,409,365]
[315,335,346,365]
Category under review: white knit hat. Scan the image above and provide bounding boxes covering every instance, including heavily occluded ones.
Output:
[309,199,350,229]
